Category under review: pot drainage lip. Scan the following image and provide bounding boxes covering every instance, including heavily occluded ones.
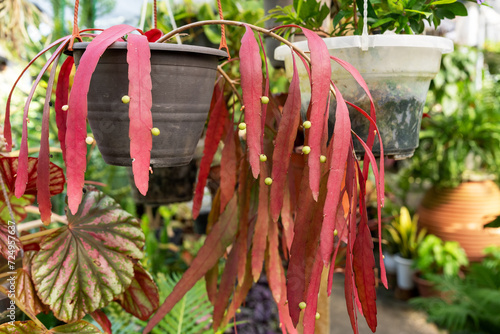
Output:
[71,42,228,59]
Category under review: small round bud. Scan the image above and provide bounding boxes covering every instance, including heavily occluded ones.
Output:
[260,154,267,162]
[85,136,94,145]
[315,312,320,320]
[320,155,327,163]
[238,122,247,130]
[261,96,269,104]
[298,302,306,310]
[151,127,160,136]
[382,255,385,259]
[302,146,311,155]
[264,177,273,186]
[62,105,69,111]
[334,229,338,236]
[121,95,130,104]
[236,308,242,314]
[303,120,312,129]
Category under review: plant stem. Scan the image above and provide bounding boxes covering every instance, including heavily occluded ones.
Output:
[19,227,61,244]
[217,66,243,102]
[157,20,313,66]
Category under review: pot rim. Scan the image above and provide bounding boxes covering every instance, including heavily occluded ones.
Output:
[275,35,453,60]
[71,42,228,59]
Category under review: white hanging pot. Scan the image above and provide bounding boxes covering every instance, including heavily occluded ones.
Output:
[394,254,416,290]
[274,34,453,160]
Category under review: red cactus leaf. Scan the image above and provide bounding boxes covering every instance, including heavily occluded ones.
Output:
[277,266,297,334]
[353,213,377,331]
[15,258,48,319]
[286,165,315,326]
[221,255,253,328]
[144,195,238,333]
[240,25,263,179]
[213,242,240,330]
[352,130,387,288]
[281,185,294,253]
[127,34,153,196]
[38,53,61,224]
[31,187,145,323]
[257,34,270,148]
[220,123,240,213]
[344,151,359,334]
[192,83,227,219]
[320,84,351,264]
[55,56,74,163]
[116,263,159,321]
[0,320,103,333]
[15,38,70,198]
[270,54,301,222]
[0,224,21,261]
[90,310,112,334]
[266,218,283,304]
[251,161,270,282]
[144,29,163,42]
[301,29,331,201]
[205,264,218,305]
[3,35,72,152]
[66,24,138,214]
[236,157,252,284]
[303,250,323,334]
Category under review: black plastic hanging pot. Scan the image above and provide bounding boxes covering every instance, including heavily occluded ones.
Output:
[72,42,226,167]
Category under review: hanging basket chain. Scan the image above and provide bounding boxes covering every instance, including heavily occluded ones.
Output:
[154,0,157,29]
[216,0,229,54]
[68,0,83,51]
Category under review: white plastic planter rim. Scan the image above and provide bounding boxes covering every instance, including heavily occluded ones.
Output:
[274,35,454,61]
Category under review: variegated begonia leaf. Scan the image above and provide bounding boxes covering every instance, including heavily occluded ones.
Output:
[0,221,21,261]
[31,187,145,323]
[116,263,159,321]
[0,320,103,334]
[16,251,47,317]
[0,156,65,225]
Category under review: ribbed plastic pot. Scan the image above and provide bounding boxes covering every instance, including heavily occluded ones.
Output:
[418,181,500,262]
[275,35,453,159]
[72,42,226,167]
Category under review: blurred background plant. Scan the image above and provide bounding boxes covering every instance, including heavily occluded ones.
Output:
[415,234,469,280]
[384,206,426,259]
[410,246,500,334]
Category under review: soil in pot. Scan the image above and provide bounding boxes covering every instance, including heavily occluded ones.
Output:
[418,181,500,262]
[72,42,226,167]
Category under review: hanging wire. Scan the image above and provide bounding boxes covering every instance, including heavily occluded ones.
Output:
[164,0,181,44]
[361,0,369,50]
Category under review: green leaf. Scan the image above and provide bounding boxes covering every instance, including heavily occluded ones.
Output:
[485,216,500,228]
[371,17,396,29]
[445,2,468,16]
[31,187,145,323]
[0,320,102,333]
[430,0,457,5]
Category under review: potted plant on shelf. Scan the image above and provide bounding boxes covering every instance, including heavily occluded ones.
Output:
[413,234,468,297]
[2,0,388,333]
[402,78,500,262]
[384,206,426,290]
[270,0,484,159]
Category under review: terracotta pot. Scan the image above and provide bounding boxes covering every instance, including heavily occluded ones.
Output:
[418,181,500,262]
[412,272,440,298]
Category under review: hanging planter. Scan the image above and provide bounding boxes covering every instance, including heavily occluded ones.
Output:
[275,34,453,159]
[71,42,226,167]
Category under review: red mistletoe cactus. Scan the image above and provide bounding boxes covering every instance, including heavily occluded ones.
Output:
[3,8,385,334]
[143,21,386,334]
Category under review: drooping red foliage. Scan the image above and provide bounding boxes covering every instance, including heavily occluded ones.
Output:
[55,56,74,163]
[127,34,153,196]
[66,24,138,214]
[240,25,263,179]
[192,83,227,219]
